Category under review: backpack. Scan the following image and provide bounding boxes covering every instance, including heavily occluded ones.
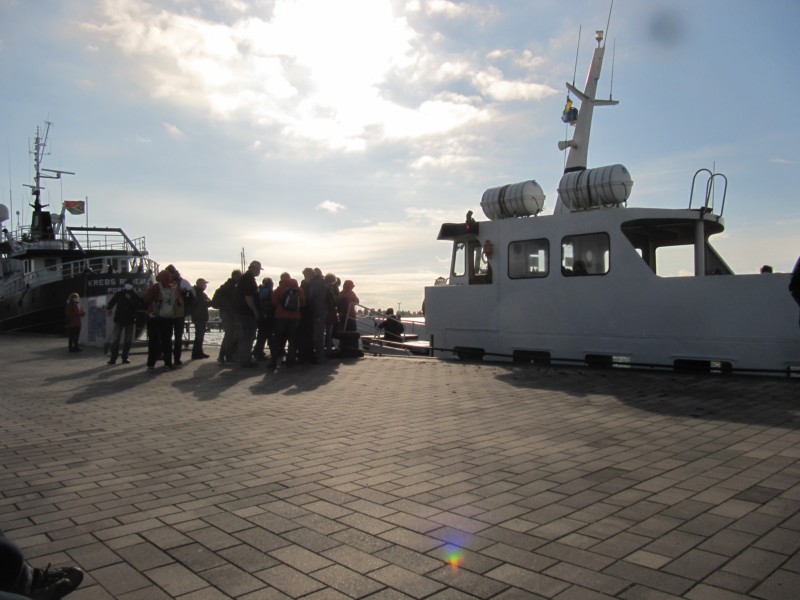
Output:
[211,281,235,311]
[282,287,300,312]
[157,286,177,318]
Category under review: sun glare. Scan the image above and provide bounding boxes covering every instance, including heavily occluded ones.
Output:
[445,545,464,571]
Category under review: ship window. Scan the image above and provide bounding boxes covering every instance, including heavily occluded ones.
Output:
[469,241,492,284]
[473,244,489,276]
[452,241,466,277]
[509,239,549,279]
[561,233,610,276]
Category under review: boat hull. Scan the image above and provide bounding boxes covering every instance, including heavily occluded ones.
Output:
[0,275,89,334]
[426,271,800,375]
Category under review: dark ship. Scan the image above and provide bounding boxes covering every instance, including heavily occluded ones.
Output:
[0,122,158,333]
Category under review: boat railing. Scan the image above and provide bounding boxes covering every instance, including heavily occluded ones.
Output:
[345,304,430,356]
[66,227,148,255]
[4,225,148,254]
[0,255,160,298]
[689,168,727,215]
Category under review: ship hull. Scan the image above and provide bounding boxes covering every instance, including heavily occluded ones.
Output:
[0,275,89,334]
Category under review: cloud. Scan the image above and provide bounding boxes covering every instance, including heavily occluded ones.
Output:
[163,122,185,138]
[770,157,795,165]
[424,0,499,22]
[82,0,553,155]
[474,68,557,102]
[125,134,151,144]
[317,200,345,213]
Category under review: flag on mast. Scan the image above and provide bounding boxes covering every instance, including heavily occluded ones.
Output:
[64,200,85,215]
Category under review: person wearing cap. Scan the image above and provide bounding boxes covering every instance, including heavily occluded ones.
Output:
[106,278,142,365]
[191,278,212,359]
[235,260,263,367]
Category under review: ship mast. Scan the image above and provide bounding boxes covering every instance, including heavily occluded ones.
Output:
[22,122,74,241]
[558,30,618,173]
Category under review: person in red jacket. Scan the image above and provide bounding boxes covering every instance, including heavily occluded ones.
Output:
[269,272,306,369]
[337,279,359,332]
[142,268,183,371]
[64,292,85,353]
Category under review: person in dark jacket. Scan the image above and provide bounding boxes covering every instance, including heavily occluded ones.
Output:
[323,273,339,355]
[106,277,142,364]
[235,261,263,368]
[191,278,212,359]
[211,269,242,364]
[297,267,315,363]
[253,277,275,361]
[308,268,328,363]
[377,307,405,342]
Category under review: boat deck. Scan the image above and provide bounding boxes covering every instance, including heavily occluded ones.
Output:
[1,333,798,599]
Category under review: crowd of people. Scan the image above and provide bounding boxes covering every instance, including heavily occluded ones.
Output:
[208,262,364,370]
[64,261,393,370]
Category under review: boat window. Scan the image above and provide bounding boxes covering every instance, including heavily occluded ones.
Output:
[561,233,610,276]
[473,244,488,276]
[469,241,492,284]
[509,239,549,279]
[452,241,466,277]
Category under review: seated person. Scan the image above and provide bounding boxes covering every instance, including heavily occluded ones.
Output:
[377,308,405,342]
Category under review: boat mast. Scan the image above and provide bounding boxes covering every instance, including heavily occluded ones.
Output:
[558,30,618,173]
[23,122,74,241]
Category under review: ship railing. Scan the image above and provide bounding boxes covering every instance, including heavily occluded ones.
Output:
[66,227,148,255]
[344,304,428,357]
[3,225,148,255]
[0,255,160,299]
[689,168,727,216]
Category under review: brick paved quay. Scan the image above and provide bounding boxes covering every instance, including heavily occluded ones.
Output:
[1,333,799,600]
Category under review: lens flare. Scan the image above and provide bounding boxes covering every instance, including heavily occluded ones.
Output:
[445,545,464,571]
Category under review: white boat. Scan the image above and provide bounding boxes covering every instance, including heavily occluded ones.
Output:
[0,122,159,335]
[424,29,800,376]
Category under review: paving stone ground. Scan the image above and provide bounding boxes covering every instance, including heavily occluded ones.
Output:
[1,333,799,600]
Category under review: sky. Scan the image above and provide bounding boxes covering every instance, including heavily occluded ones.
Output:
[1,0,798,313]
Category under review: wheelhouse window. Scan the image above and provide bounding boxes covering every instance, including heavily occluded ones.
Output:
[469,240,492,284]
[452,241,466,277]
[472,243,489,277]
[451,240,492,284]
[562,233,610,276]
[509,239,549,278]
